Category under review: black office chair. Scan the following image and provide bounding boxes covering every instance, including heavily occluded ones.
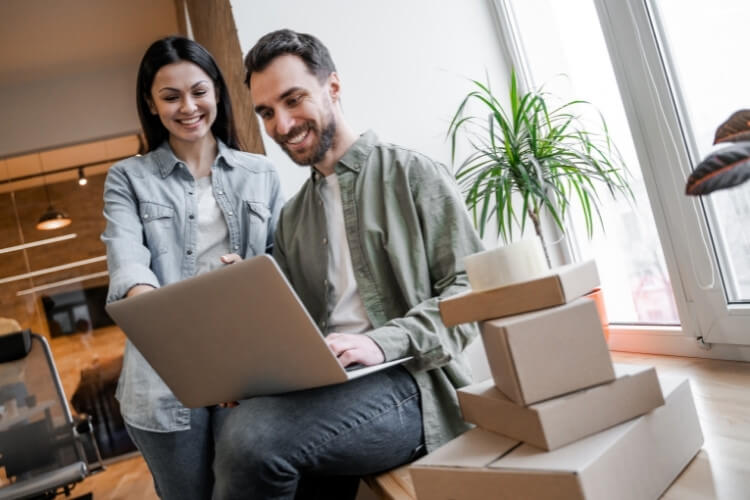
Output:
[0,330,103,499]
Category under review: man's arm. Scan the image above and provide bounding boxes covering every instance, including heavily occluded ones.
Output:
[364,156,484,371]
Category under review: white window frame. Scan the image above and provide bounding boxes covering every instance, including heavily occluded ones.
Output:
[489,0,750,359]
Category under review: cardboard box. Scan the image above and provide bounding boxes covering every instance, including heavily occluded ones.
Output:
[481,297,614,405]
[411,375,703,500]
[440,260,599,327]
[458,364,665,450]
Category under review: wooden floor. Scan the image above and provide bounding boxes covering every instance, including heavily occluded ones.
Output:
[74,351,750,499]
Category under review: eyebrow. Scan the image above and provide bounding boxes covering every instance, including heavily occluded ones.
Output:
[157,80,210,93]
[254,87,304,114]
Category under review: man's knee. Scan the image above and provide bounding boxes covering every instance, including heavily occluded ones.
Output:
[214,406,297,477]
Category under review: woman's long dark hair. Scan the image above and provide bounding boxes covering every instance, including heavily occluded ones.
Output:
[136,36,241,152]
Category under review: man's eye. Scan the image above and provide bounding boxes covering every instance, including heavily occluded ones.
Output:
[287,96,300,106]
[260,111,273,120]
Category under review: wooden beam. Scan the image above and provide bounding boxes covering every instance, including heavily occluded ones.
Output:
[173,0,188,37]
[183,0,265,154]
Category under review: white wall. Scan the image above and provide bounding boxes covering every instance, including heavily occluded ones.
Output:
[0,63,140,158]
[230,0,511,198]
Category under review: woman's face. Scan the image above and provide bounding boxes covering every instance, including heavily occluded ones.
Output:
[148,61,218,145]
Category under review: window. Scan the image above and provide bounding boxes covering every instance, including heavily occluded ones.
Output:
[503,0,679,325]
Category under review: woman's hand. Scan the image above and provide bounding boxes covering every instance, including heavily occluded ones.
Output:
[220,253,242,265]
[126,284,155,298]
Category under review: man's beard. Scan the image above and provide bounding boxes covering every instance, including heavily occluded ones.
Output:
[279,113,337,166]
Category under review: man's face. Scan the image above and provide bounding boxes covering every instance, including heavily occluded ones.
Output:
[250,54,337,166]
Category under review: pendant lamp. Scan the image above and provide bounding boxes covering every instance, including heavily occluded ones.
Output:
[36,156,72,230]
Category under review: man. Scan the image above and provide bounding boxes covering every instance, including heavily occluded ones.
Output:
[214,29,484,499]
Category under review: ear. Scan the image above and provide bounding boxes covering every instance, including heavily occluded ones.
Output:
[327,72,341,103]
[146,96,157,115]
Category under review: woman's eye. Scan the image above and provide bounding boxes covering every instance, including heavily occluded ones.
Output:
[164,95,179,102]
[193,89,208,97]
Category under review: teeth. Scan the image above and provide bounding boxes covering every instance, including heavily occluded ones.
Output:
[180,116,201,125]
[286,130,308,145]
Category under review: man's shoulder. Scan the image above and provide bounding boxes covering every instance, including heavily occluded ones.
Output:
[366,140,452,180]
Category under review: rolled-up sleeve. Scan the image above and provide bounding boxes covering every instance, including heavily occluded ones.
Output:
[365,157,483,370]
[101,163,160,303]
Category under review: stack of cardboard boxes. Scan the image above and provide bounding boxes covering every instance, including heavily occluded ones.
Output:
[410,261,703,499]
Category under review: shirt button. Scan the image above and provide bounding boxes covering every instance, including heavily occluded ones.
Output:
[188,191,194,195]
[143,214,149,219]
[188,214,195,220]
[322,237,328,245]
[233,245,239,251]
[321,320,327,328]
[323,279,329,287]
[217,190,224,195]
[187,250,193,255]
[228,211,234,216]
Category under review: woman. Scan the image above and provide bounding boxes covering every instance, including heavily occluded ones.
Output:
[102,36,283,499]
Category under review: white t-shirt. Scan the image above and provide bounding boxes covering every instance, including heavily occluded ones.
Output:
[319,174,372,334]
[195,175,230,276]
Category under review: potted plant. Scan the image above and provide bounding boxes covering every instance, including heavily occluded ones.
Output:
[448,71,634,338]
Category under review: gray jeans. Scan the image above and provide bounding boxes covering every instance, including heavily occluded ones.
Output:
[214,366,424,500]
[126,406,229,500]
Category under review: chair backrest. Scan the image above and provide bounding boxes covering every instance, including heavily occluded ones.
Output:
[0,331,82,485]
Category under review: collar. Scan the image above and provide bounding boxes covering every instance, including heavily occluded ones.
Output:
[153,139,236,178]
[310,130,379,183]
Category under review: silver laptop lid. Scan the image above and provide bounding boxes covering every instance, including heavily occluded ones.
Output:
[106,255,352,407]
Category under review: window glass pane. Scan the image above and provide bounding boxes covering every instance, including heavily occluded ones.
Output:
[648,0,750,302]
[510,0,679,324]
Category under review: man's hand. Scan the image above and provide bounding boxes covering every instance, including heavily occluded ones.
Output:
[220,253,242,265]
[325,333,385,367]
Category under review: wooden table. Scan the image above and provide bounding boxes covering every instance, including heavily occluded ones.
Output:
[371,351,750,499]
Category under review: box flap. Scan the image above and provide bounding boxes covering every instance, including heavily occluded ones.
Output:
[413,428,519,468]
[480,321,524,403]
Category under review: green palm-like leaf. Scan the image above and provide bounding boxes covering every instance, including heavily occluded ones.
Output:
[448,70,634,256]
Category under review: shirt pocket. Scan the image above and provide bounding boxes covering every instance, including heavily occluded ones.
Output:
[139,201,175,257]
[244,200,271,256]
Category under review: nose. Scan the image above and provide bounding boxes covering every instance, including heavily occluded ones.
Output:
[274,110,295,136]
[180,96,198,114]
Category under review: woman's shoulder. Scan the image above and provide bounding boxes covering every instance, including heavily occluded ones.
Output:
[223,148,277,175]
[107,153,156,179]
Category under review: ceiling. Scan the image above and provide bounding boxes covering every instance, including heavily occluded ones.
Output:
[0,0,178,85]
[0,0,177,188]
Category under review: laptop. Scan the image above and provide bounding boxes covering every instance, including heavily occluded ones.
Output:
[106,255,410,408]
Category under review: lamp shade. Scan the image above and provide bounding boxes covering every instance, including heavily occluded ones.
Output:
[36,206,72,230]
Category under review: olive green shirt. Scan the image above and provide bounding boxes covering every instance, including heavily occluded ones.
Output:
[272,130,484,451]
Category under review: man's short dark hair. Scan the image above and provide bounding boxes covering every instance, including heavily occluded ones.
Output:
[244,29,337,87]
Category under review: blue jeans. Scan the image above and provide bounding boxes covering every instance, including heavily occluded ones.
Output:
[126,406,229,500]
[214,366,424,500]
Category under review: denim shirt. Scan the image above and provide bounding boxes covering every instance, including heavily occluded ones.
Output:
[102,140,283,432]
[273,131,484,451]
